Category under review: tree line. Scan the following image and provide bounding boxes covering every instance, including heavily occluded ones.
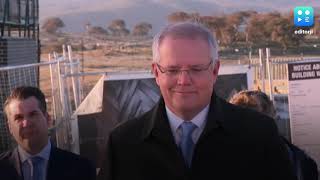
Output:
[167,11,320,51]
[41,18,153,36]
[41,10,320,51]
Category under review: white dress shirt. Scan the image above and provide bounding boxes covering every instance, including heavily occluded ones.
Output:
[18,140,51,180]
[166,105,210,146]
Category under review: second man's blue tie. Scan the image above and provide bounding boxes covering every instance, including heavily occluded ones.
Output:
[31,156,44,180]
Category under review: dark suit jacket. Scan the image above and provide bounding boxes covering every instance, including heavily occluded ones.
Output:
[283,138,318,180]
[0,146,96,180]
[98,93,297,180]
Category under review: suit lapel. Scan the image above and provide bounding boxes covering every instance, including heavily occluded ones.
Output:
[197,93,230,146]
[151,101,176,146]
[145,98,188,172]
[140,94,230,171]
[47,147,62,180]
[9,148,23,180]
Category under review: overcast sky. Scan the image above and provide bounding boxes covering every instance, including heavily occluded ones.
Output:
[39,0,319,32]
[39,0,319,19]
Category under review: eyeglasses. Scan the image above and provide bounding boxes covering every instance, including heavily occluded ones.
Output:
[156,61,213,77]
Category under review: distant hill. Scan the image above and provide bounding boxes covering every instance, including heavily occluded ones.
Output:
[39,0,320,33]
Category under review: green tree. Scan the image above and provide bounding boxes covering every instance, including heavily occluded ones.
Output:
[200,16,226,45]
[314,15,320,37]
[41,17,65,34]
[132,22,152,36]
[108,19,130,36]
[167,11,191,23]
[87,26,109,35]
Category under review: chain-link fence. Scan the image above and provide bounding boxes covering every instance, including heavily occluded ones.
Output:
[249,48,320,140]
[250,48,320,94]
[3,45,316,154]
[0,63,39,151]
[0,47,83,153]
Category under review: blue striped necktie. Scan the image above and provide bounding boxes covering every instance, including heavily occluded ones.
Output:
[180,122,197,167]
[31,156,44,180]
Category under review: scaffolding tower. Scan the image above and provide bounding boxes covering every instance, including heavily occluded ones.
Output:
[0,0,39,39]
[0,0,40,153]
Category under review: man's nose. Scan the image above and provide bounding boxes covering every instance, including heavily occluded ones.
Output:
[177,70,192,85]
[21,119,31,128]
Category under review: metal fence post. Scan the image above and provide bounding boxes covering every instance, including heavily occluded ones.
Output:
[259,48,265,92]
[67,45,80,109]
[62,44,67,59]
[266,48,273,101]
[249,50,252,68]
[55,52,72,149]
[48,53,57,120]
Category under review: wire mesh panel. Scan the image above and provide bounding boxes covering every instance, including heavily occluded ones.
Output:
[0,67,39,111]
[0,60,65,153]
[0,66,38,152]
[0,0,39,38]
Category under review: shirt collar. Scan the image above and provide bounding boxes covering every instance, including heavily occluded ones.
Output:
[166,104,210,131]
[18,140,51,163]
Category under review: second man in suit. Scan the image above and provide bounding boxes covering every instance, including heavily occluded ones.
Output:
[0,86,96,180]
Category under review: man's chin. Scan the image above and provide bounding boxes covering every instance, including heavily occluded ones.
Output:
[173,95,198,104]
[21,132,35,139]
[174,103,198,112]
[20,135,38,145]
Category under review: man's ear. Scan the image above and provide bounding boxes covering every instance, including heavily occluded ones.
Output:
[211,60,220,85]
[7,119,13,135]
[45,112,53,127]
[213,60,220,76]
[152,63,161,86]
[152,63,158,77]
[5,110,13,135]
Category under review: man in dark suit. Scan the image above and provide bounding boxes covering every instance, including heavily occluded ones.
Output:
[229,90,318,180]
[98,22,297,180]
[0,86,96,180]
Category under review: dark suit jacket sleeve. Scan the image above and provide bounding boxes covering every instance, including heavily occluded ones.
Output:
[83,157,97,180]
[263,118,297,180]
[0,150,21,180]
[48,147,97,180]
[97,135,113,180]
[74,155,97,180]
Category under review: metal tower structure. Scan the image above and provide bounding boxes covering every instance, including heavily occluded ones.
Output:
[0,0,39,40]
[0,0,40,152]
